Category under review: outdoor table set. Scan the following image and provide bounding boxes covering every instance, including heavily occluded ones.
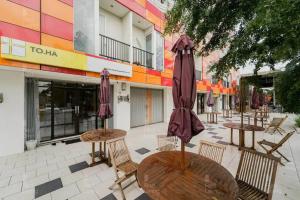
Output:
[223,109,233,118]
[205,111,221,124]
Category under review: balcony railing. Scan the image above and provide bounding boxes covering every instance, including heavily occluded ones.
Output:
[133,46,153,68]
[99,34,130,63]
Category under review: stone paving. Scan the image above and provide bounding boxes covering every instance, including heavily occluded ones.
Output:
[0,113,299,200]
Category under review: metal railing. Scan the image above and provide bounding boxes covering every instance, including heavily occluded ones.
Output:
[133,46,153,68]
[99,34,130,62]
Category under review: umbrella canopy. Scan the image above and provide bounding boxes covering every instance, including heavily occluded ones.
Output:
[167,35,204,143]
[98,69,113,119]
[250,87,260,110]
[207,89,214,107]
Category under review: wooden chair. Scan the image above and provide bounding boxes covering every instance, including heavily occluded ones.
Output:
[258,131,295,165]
[236,149,280,200]
[157,135,177,151]
[265,115,288,135]
[107,137,139,200]
[198,140,226,164]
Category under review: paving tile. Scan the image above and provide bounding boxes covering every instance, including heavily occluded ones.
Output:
[0,176,11,188]
[69,161,89,173]
[10,170,36,184]
[135,148,150,155]
[4,189,34,200]
[76,175,101,192]
[135,193,152,200]
[216,141,229,145]
[61,171,84,186]
[35,178,63,198]
[48,167,70,180]
[23,174,49,190]
[207,128,215,131]
[212,136,223,140]
[207,132,218,135]
[101,193,118,200]
[50,184,80,200]
[218,127,227,129]
[185,143,196,148]
[70,190,99,200]
[0,183,22,199]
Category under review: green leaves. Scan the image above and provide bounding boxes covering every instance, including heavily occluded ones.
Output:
[165,0,300,79]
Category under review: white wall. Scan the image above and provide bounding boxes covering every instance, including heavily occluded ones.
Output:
[0,70,25,156]
[113,82,131,131]
[100,7,123,41]
[132,25,146,50]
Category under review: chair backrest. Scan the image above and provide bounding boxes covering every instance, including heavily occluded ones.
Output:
[272,131,295,151]
[107,137,131,167]
[278,115,288,126]
[198,140,226,164]
[236,149,280,199]
[157,135,176,151]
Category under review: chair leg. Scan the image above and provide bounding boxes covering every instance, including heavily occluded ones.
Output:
[276,150,290,162]
[118,182,126,200]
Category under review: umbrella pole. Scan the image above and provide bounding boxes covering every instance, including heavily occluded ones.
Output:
[181,140,185,170]
[104,119,107,134]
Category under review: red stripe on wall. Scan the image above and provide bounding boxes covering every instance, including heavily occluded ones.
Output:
[165,40,172,50]
[58,0,73,6]
[116,0,146,18]
[41,14,73,41]
[41,65,86,76]
[164,58,173,69]
[146,68,161,76]
[146,1,164,19]
[0,21,40,43]
[161,77,172,86]
[8,0,40,11]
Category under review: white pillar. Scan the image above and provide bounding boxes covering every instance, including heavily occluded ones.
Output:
[0,69,25,156]
[164,87,173,123]
[113,82,131,131]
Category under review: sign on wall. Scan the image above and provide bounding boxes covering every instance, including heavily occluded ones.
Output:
[0,36,132,77]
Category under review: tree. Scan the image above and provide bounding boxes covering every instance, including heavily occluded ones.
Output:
[164,0,300,79]
[275,60,300,113]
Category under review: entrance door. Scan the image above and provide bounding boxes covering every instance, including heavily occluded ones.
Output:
[52,83,98,139]
[197,93,205,114]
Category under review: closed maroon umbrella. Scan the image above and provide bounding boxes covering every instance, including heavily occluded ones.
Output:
[167,35,205,168]
[250,87,260,110]
[207,89,214,107]
[259,92,265,106]
[98,69,113,132]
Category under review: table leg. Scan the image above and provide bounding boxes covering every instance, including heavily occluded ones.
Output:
[230,128,233,145]
[252,130,255,150]
[92,142,95,164]
[99,142,103,160]
[248,117,250,125]
[216,114,218,124]
[239,129,245,150]
[254,118,257,126]
[207,113,209,123]
[261,118,264,127]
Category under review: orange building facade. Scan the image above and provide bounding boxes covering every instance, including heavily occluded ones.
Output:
[0,0,237,156]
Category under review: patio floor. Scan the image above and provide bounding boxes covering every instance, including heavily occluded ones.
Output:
[0,113,299,200]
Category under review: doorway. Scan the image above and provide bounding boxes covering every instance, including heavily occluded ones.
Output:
[197,93,205,114]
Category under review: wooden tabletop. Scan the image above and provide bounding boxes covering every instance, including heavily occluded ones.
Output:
[80,128,126,142]
[137,151,239,200]
[223,123,265,131]
[204,112,222,114]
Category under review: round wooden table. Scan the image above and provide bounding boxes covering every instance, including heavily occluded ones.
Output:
[80,128,126,166]
[204,112,221,124]
[223,123,265,150]
[137,151,239,200]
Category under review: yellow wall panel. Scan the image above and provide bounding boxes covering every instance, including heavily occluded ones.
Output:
[129,71,146,83]
[146,74,161,85]
[0,57,40,70]
[41,34,74,51]
[133,65,146,73]
[135,0,146,7]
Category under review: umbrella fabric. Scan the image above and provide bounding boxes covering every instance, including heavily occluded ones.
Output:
[207,89,214,107]
[98,69,113,119]
[250,87,260,109]
[167,35,205,143]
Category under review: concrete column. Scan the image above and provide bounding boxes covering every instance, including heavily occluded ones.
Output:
[163,87,173,123]
[113,82,131,131]
[0,69,25,156]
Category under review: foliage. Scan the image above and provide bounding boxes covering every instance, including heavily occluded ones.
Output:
[164,0,300,79]
[295,116,300,127]
[274,60,300,113]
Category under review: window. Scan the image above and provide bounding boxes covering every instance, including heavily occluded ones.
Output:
[156,32,164,71]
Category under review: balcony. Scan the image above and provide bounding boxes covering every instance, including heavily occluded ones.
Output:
[133,47,153,68]
[99,34,130,63]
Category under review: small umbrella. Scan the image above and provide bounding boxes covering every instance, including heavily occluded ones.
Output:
[207,89,214,108]
[98,69,113,133]
[168,35,205,169]
[250,87,260,110]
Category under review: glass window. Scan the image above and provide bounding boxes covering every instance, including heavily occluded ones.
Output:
[156,32,164,71]
[74,0,96,54]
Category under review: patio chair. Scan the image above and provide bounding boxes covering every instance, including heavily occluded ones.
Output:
[236,149,280,200]
[198,140,226,164]
[264,115,288,135]
[258,130,295,165]
[157,135,177,151]
[107,137,139,200]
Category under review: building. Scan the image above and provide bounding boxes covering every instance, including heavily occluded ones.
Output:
[0,0,238,156]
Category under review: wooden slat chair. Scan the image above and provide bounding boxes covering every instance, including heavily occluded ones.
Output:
[236,149,280,200]
[265,115,288,135]
[258,131,295,165]
[198,140,226,164]
[157,135,177,151]
[107,137,139,200]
